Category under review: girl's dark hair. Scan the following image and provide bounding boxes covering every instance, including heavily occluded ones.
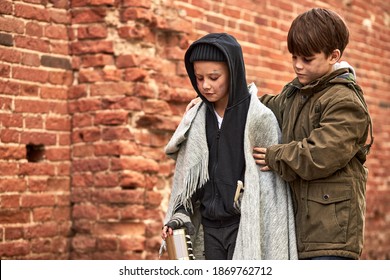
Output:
[287,8,349,57]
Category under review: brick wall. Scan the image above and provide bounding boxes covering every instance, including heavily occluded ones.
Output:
[0,0,389,260]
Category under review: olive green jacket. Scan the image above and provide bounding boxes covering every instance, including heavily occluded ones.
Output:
[260,68,373,259]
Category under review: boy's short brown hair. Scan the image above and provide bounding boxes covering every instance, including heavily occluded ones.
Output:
[287,8,349,57]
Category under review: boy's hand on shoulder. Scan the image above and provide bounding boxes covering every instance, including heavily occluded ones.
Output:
[253,147,271,171]
[185,97,201,114]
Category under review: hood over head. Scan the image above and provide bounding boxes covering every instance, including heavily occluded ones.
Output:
[184,33,250,108]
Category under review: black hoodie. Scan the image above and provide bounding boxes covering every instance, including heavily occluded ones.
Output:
[184,33,251,227]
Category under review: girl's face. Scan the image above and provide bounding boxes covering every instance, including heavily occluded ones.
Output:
[292,51,339,85]
[193,61,230,110]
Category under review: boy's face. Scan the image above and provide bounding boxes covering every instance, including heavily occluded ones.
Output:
[193,61,229,108]
[292,52,337,85]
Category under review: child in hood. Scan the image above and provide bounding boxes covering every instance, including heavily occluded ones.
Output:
[161,33,297,260]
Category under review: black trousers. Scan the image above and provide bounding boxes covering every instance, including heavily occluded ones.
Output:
[203,222,239,260]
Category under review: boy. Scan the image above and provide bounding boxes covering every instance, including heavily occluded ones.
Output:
[253,8,373,259]
[161,33,297,260]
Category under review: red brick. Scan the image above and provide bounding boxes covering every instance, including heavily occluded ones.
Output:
[33,207,54,222]
[24,223,58,239]
[135,114,179,131]
[73,144,94,158]
[20,131,57,145]
[72,114,93,127]
[123,68,148,81]
[1,195,21,208]
[90,82,133,96]
[14,36,50,52]
[120,205,146,219]
[98,204,119,220]
[0,146,26,160]
[20,84,39,97]
[68,99,101,114]
[116,54,139,68]
[145,191,162,208]
[15,3,50,21]
[0,209,30,224]
[0,0,13,14]
[41,87,68,101]
[0,64,10,78]
[74,127,101,142]
[79,68,103,82]
[73,204,98,219]
[47,177,70,191]
[0,80,20,95]
[48,71,73,86]
[121,8,153,23]
[101,127,133,141]
[44,25,68,40]
[143,99,172,115]
[95,222,145,236]
[80,54,114,67]
[96,237,117,251]
[31,238,53,254]
[0,178,27,192]
[94,172,119,188]
[71,40,113,55]
[118,25,149,40]
[46,117,71,130]
[120,171,146,188]
[71,8,106,24]
[28,179,48,192]
[45,25,69,40]
[53,207,71,222]
[0,241,30,257]
[0,129,21,143]
[25,21,43,37]
[72,158,109,172]
[101,96,142,111]
[0,162,19,176]
[91,189,144,204]
[119,236,145,251]
[132,82,154,98]
[0,97,12,112]
[71,235,96,252]
[123,0,152,8]
[0,16,24,33]
[77,25,108,39]
[5,227,24,240]
[21,194,56,208]
[50,41,70,55]
[45,147,71,161]
[0,113,23,128]
[13,66,49,83]
[48,9,70,24]
[24,116,43,129]
[21,52,40,67]
[103,69,123,81]
[0,48,22,63]
[111,156,159,173]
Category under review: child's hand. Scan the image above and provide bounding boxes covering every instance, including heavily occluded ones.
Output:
[185,97,201,113]
[161,225,173,240]
[253,147,271,171]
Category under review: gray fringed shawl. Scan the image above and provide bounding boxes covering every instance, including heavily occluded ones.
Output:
[163,84,298,260]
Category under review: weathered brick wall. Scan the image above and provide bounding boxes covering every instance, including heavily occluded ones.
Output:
[0,0,389,260]
[0,0,72,258]
[67,0,192,260]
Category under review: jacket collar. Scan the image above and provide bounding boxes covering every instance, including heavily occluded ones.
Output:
[289,68,352,96]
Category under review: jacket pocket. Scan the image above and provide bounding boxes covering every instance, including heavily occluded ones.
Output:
[302,183,351,244]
